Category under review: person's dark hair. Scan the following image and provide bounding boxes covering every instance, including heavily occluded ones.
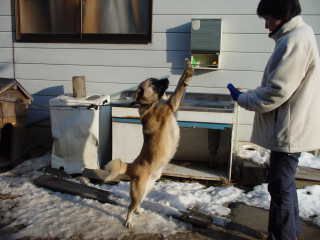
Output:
[257,0,301,21]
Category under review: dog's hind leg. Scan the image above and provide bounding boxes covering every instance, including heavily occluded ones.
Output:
[125,175,149,228]
[135,177,156,215]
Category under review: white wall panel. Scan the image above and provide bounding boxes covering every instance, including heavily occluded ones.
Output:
[13,33,320,54]
[14,48,271,71]
[0,32,13,47]
[154,0,258,15]
[0,0,11,15]
[153,15,320,34]
[0,16,12,31]
[154,14,265,34]
[237,108,255,125]
[0,63,14,78]
[154,0,320,15]
[17,78,231,97]
[14,48,189,68]
[15,64,262,89]
[13,33,275,53]
[0,48,13,63]
[15,64,168,82]
[300,0,320,14]
[15,33,190,51]
[237,124,253,142]
[17,79,136,96]
[0,0,14,79]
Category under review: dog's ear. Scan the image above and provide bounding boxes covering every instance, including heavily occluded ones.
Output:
[153,78,169,99]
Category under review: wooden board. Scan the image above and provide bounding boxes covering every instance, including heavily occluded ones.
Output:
[106,163,320,183]
[33,175,118,205]
[163,163,227,181]
[82,168,129,182]
[296,166,320,182]
[174,207,266,240]
[83,163,227,182]
[83,168,110,181]
[43,167,72,179]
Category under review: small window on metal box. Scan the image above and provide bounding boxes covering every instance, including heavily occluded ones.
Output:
[15,0,153,43]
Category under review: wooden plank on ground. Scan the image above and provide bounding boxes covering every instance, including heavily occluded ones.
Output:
[174,207,266,240]
[83,168,109,181]
[82,168,129,182]
[163,163,226,181]
[83,164,227,182]
[43,167,72,179]
[296,166,320,182]
[33,175,118,205]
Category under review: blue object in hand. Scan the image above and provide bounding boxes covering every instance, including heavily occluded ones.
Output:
[227,83,242,101]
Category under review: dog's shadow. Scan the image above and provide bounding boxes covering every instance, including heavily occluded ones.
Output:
[99,181,184,222]
[42,185,127,224]
[44,180,185,226]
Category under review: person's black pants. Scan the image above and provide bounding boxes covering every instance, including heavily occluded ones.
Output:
[268,151,301,240]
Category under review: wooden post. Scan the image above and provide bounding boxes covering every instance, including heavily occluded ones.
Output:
[72,76,86,98]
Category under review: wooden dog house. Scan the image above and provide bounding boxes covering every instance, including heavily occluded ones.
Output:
[0,78,32,168]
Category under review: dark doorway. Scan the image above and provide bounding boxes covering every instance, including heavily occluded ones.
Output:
[0,124,13,162]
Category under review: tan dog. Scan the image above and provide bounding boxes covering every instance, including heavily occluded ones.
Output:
[104,59,193,228]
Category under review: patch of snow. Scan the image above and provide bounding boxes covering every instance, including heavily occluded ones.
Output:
[237,183,320,226]
[237,184,270,210]
[299,152,320,169]
[238,144,270,166]
[297,185,320,224]
[238,145,320,170]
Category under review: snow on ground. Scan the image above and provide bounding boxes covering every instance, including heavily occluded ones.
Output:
[237,184,320,227]
[0,155,184,239]
[238,144,270,166]
[0,153,320,239]
[299,152,320,169]
[239,146,320,169]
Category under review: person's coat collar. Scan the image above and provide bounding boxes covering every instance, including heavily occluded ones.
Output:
[269,15,304,41]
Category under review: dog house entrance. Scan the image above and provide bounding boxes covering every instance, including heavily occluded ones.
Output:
[0,124,13,162]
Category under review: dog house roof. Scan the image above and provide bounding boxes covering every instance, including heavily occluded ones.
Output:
[0,78,33,103]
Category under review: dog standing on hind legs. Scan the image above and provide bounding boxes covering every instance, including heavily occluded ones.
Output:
[103,59,193,228]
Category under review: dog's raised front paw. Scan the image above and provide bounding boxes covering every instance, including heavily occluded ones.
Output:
[184,58,193,80]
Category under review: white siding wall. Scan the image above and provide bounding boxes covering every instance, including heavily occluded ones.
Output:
[2,0,320,146]
[0,0,14,78]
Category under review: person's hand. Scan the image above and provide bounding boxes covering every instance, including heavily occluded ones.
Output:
[227,83,242,101]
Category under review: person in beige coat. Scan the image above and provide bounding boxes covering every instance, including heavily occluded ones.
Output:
[227,0,320,239]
